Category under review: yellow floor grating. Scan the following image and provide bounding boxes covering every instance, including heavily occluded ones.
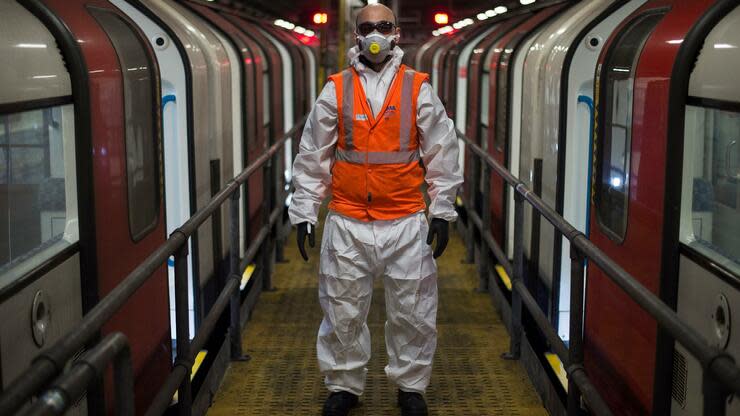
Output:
[207,220,549,415]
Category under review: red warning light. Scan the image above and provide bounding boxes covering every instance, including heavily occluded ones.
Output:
[434,13,449,25]
[313,12,328,24]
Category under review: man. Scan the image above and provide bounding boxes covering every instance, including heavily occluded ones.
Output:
[288,4,462,416]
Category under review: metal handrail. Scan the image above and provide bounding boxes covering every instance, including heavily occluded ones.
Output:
[0,116,307,416]
[457,129,740,416]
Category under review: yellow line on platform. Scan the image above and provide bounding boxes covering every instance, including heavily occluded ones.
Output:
[173,350,208,403]
[546,352,568,392]
[496,264,512,291]
[240,263,256,290]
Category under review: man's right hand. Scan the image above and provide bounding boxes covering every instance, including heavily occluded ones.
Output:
[297,222,315,262]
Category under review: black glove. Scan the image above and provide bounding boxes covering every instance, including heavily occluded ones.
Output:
[297,222,315,262]
[426,218,449,259]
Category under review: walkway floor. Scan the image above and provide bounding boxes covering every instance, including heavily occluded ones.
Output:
[207,221,548,415]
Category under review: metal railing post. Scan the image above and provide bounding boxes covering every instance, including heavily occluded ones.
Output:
[262,152,275,291]
[275,170,288,265]
[503,188,524,360]
[478,163,492,292]
[173,243,192,416]
[275,140,289,265]
[464,151,478,265]
[703,357,731,416]
[228,190,249,361]
[567,244,586,416]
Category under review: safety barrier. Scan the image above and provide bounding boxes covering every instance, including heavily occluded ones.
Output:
[457,129,740,416]
[0,116,308,416]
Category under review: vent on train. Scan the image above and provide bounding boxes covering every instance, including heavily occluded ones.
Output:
[672,350,688,409]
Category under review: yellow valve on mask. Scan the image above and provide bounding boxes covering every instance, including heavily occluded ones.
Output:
[368,42,381,55]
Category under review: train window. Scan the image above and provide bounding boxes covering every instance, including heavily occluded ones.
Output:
[263,72,271,141]
[90,8,160,241]
[480,71,489,149]
[681,106,740,275]
[250,43,270,141]
[0,105,78,284]
[595,13,663,242]
[495,43,517,152]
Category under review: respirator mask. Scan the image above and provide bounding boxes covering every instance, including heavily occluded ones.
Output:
[356,20,399,64]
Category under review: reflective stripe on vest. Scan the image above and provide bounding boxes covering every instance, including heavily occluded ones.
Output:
[341,69,354,150]
[336,67,418,163]
[335,149,420,165]
[399,69,415,151]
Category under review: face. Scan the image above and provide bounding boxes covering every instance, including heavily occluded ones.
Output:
[355,4,400,42]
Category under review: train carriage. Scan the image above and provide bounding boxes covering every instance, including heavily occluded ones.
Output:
[431,0,740,414]
[586,0,739,414]
[3,0,174,412]
[672,6,740,414]
[0,0,317,412]
[0,2,87,413]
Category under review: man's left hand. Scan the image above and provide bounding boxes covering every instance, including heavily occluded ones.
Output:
[426,218,449,259]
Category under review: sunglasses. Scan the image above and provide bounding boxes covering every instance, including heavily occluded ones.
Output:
[357,20,395,36]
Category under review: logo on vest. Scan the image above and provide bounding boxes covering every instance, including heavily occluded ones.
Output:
[355,114,368,121]
[383,105,397,119]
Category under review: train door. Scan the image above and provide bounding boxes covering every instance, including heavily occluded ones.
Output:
[457,24,501,208]
[220,12,277,247]
[186,2,261,260]
[521,0,615,328]
[415,36,443,72]
[136,0,208,339]
[431,43,449,94]
[202,17,245,264]
[487,5,565,256]
[548,0,647,341]
[455,24,499,137]
[0,3,84,414]
[467,15,528,145]
[301,44,317,107]
[111,0,196,343]
[506,30,540,260]
[256,25,294,183]
[585,8,668,414]
[673,5,740,414]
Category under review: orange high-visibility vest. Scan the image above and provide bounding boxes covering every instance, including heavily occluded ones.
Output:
[328,64,430,221]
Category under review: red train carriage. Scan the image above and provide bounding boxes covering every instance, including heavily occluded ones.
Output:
[585,0,737,414]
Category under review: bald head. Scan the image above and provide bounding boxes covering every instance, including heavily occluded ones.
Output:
[356,3,396,27]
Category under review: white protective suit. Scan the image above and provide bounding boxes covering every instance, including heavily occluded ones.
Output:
[288,45,462,395]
